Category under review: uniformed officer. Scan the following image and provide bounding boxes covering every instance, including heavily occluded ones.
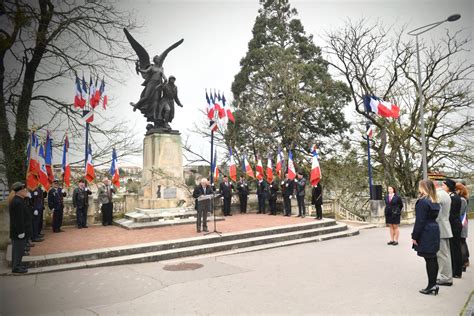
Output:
[48,179,66,232]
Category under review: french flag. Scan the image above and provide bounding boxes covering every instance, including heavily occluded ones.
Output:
[366,125,374,138]
[62,134,71,187]
[81,75,88,107]
[74,76,83,108]
[242,154,254,178]
[26,132,39,190]
[310,145,321,187]
[38,143,50,191]
[266,154,273,184]
[275,146,283,178]
[461,211,468,227]
[110,148,120,187]
[287,150,296,180]
[83,109,94,123]
[215,91,225,119]
[45,131,54,184]
[221,93,235,123]
[85,144,95,183]
[255,155,264,180]
[206,90,215,120]
[89,75,97,108]
[364,95,400,119]
[229,148,237,182]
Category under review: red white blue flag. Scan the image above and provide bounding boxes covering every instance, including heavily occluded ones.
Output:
[206,90,214,120]
[212,149,219,183]
[255,155,264,180]
[110,148,120,187]
[310,145,321,186]
[85,144,95,183]
[45,131,54,184]
[287,150,296,180]
[364,95,400,119]
[229,148,237,182]
[74,76,85,108]
[62,134,71,187]
[26,132,39,190]
[266,154,273,183]
[242,154,254,178]
[221,93,235,123]
[38,143,50,191]
[276,146,283,178]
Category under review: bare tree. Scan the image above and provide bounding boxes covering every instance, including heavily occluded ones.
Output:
[326,19,473,196]
[0,0,141,186]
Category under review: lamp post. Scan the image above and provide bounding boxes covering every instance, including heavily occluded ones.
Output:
[408,14,461,180]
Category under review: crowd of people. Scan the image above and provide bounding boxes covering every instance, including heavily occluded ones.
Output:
[192,172,324,233]
[8,177,116,273]
[395,178,470,296]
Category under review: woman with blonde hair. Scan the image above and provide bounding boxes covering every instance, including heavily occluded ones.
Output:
[456,182,470,272]
[411,179,441,295]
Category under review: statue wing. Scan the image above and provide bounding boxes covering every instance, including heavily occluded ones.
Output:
[155,39,184,67]
[123,28,150,69]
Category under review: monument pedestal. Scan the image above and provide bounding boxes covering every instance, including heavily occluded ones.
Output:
[139,132,189,209]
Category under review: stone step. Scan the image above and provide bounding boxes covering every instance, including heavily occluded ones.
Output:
[114,216,226,230]
[4,220,357,274]
[17,219,338,268]
[17,226,359,275]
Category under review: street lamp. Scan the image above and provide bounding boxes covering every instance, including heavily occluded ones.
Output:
[408,14,461,180]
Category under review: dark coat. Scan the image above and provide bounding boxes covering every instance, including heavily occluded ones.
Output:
[237,180,249,196]
[219,181,233,199]
[257,180,268,196]
[411,198,441,258]
[282,179,294,197]
[193,184,213,211]
[9,195,28,239]
[295,177,306,196]
[311,184,323,206]
[448,193,463,236]
[30,187,47,211]
[268,181,279,200]
[48,187,66,211]
[72,187,92,208]
[384,194,404,224]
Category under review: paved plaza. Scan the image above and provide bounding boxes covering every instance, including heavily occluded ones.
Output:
[1,223,473,315]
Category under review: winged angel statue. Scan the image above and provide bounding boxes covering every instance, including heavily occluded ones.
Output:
[124,28,184,132]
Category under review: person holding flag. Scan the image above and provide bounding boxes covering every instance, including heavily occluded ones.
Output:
[256,177,268,214]
[98,178,116,226]
[48,179,67,233]
[295,171,307,217]
[282,173,294,217]
[72,179,92,229]
[237,175,249,213]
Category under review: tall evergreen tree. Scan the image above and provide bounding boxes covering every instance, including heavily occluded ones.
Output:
[229,0,350,166]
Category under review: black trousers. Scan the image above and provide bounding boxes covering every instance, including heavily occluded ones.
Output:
[222,197,231,216]
[11,238,26,271]
[269,198,277,215]
[283,196,291,215]
[450,233,463,277]
[52,209,64,232]
[196,208,208,231]
[297,195,305,216]
[257,194,266,213]
[101,203,114,225]
[38,208,44,234]
[239,194,248,213]
[424,257,439,288]
[32,213,40,239]
[314,204,322,219]
[461,237,470,267]
[76,206,88,228]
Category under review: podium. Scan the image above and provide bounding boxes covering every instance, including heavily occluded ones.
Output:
[197,193,221,236]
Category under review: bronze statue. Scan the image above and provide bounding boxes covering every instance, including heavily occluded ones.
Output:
[123,28,184,133]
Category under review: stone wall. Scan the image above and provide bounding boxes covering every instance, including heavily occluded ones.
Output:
[368,198,416,226]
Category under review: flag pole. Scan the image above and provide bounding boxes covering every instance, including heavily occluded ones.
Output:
[210,129,214,185]
[84,110,90,170]
[365,121,373,200]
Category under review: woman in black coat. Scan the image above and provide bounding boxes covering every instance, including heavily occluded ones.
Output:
[384,186,403,245]
[411,180,441,295]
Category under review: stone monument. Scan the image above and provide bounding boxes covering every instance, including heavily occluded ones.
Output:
[122,28,190,223]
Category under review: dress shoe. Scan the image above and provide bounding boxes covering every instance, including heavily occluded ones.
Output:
[23,252,30,256]
[453,275,462,279]
[228,214,232,216]
[197,229,201,233]
[59,229,65,232]
[437,281,453,286]
[32,238,44,242]
[12,268,28,274]
[387,241,394,245]
[419,285,439,295]
[203,228,209,232]
[28,243,35,247]
[392,241,399,246]
[38,234,44,238]
[83,225,88,228]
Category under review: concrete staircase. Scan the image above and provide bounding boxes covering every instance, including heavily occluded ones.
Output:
[114,207,225,230]
[5,219,359,274]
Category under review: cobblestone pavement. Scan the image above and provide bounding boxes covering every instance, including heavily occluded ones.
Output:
[1,223,473,315]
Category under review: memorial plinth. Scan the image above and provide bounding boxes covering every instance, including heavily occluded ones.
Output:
[139,132,188,209]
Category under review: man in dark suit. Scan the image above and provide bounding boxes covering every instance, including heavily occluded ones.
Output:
[311,183,323,220]
[268,180,279,215]
[282,173,294,216]
[295,172,307,217]
[48,179,66,232]
[9,182,30,273]
[193,178,213,232]
[257,178,268,214]
[237,176,249,213]
[29,186,46,241]
[219,175,234,216]
[72,179,92,229]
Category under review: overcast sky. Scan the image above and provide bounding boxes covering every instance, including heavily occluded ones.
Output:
[41,0,474,168]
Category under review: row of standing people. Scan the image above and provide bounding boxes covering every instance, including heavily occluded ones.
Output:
[192,173,323,233]
[410,179,470,296]
[8,178,116,273]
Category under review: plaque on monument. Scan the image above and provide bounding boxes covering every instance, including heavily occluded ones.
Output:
[163,187,177,199]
